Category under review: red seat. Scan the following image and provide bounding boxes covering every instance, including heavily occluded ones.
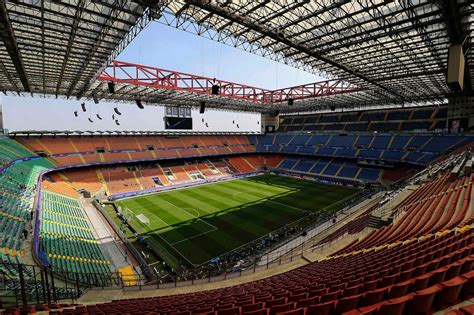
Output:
[361,280,378,293]
[446,263,464,280]
[410,274,431,291]
[242,309,267,315]
[359,287,387,307]
[437,276,467,308]
[235,298,253,306]
[295,296,319,308]
[461,270,474,298]
[288,293,306,303]
[266,297,287,308]
[216,307,240,315]
[269,303,294,315]
[395,269,412,283]
[378,274,397,288]
[320,291,340,303]
[335,294,362,314]
[242,303,264,312]
[387,280,412,299]
[460,303,474,314]
[215,304,234,311]
[305,301,335,315]
[376,295,411,315]
[343,285,360,297]
[427,267,448,286]
[407,285,440,314]
[275,308,304,315]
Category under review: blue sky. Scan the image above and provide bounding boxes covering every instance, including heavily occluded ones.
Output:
[2,22,322,132]
[117,22,323,89]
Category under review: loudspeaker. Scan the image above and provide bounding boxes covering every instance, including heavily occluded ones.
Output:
[115,120,120,126]
[81,102,86,112]
[74,111,78,117]
[211,84,219,95]
[447,45,465,91]
[114,107,122,115]
[92,93,99,104]
[107,81,115,94]
[96,114,102,120]
[330,105,336,111]
[88,118,93,123]
[200,101,206,114]
[288,98,294,106]
[136,99,144,109]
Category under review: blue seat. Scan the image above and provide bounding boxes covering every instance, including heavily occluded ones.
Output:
[293,160,316,172]
[357,168,380,181]
[370,135,392,149]
[279,159,299,170]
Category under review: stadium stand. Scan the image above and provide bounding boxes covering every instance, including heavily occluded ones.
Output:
[276,157,381,183]
[0,157,54,275]
[40,227,472,314]
[2,0,474,312]
[279,106,447,133]
[251,132,473,166]
[18,136,253,155]
[38,191,111,283]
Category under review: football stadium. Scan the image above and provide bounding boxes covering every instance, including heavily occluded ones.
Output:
[0,1,473,314]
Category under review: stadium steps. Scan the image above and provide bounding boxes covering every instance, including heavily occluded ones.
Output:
[367,215,391,229]
[131,171,144,190]
[66,138,81,154]
[95,169,110,195]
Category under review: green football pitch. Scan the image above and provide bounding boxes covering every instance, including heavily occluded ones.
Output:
[114,174,360,269]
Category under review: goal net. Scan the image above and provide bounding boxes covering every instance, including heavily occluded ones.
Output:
[136,213,150,227]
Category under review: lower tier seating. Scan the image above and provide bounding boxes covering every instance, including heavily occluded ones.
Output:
[60,227,473,314]
[339,172,473,254]
[0,158,54,276]
[39,191,111,283]
[46,156,284,197]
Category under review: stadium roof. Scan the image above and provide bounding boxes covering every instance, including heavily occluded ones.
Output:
[0,0,472,113]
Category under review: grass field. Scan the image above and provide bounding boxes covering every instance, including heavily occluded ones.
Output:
[114,174,360,269]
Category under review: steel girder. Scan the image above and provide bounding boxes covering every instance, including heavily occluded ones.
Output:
[0,0,151,98]
[149,0,472,111]
[94,60,358,108]
[0,0,472,114]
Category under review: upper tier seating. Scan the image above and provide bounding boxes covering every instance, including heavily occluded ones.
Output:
[252,132,473,166]
[39,191,111,283]
[279,106,447,132]
[0,137,35,166]
[277,157,381,183]
[18,136,252,155]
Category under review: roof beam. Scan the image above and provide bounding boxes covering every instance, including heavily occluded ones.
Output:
[439,0,472,91]
[184,0,404,100]
[0,1,30,92]
[55,0,86,97]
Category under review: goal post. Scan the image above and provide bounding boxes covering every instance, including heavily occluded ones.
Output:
[136,213,151,230]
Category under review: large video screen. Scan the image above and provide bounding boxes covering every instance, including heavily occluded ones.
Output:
[165,117,193,130]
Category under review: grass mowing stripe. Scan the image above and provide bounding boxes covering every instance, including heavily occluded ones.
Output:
[112,174,361,268]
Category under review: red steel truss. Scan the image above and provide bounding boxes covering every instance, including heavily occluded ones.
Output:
[98,60,358,104]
